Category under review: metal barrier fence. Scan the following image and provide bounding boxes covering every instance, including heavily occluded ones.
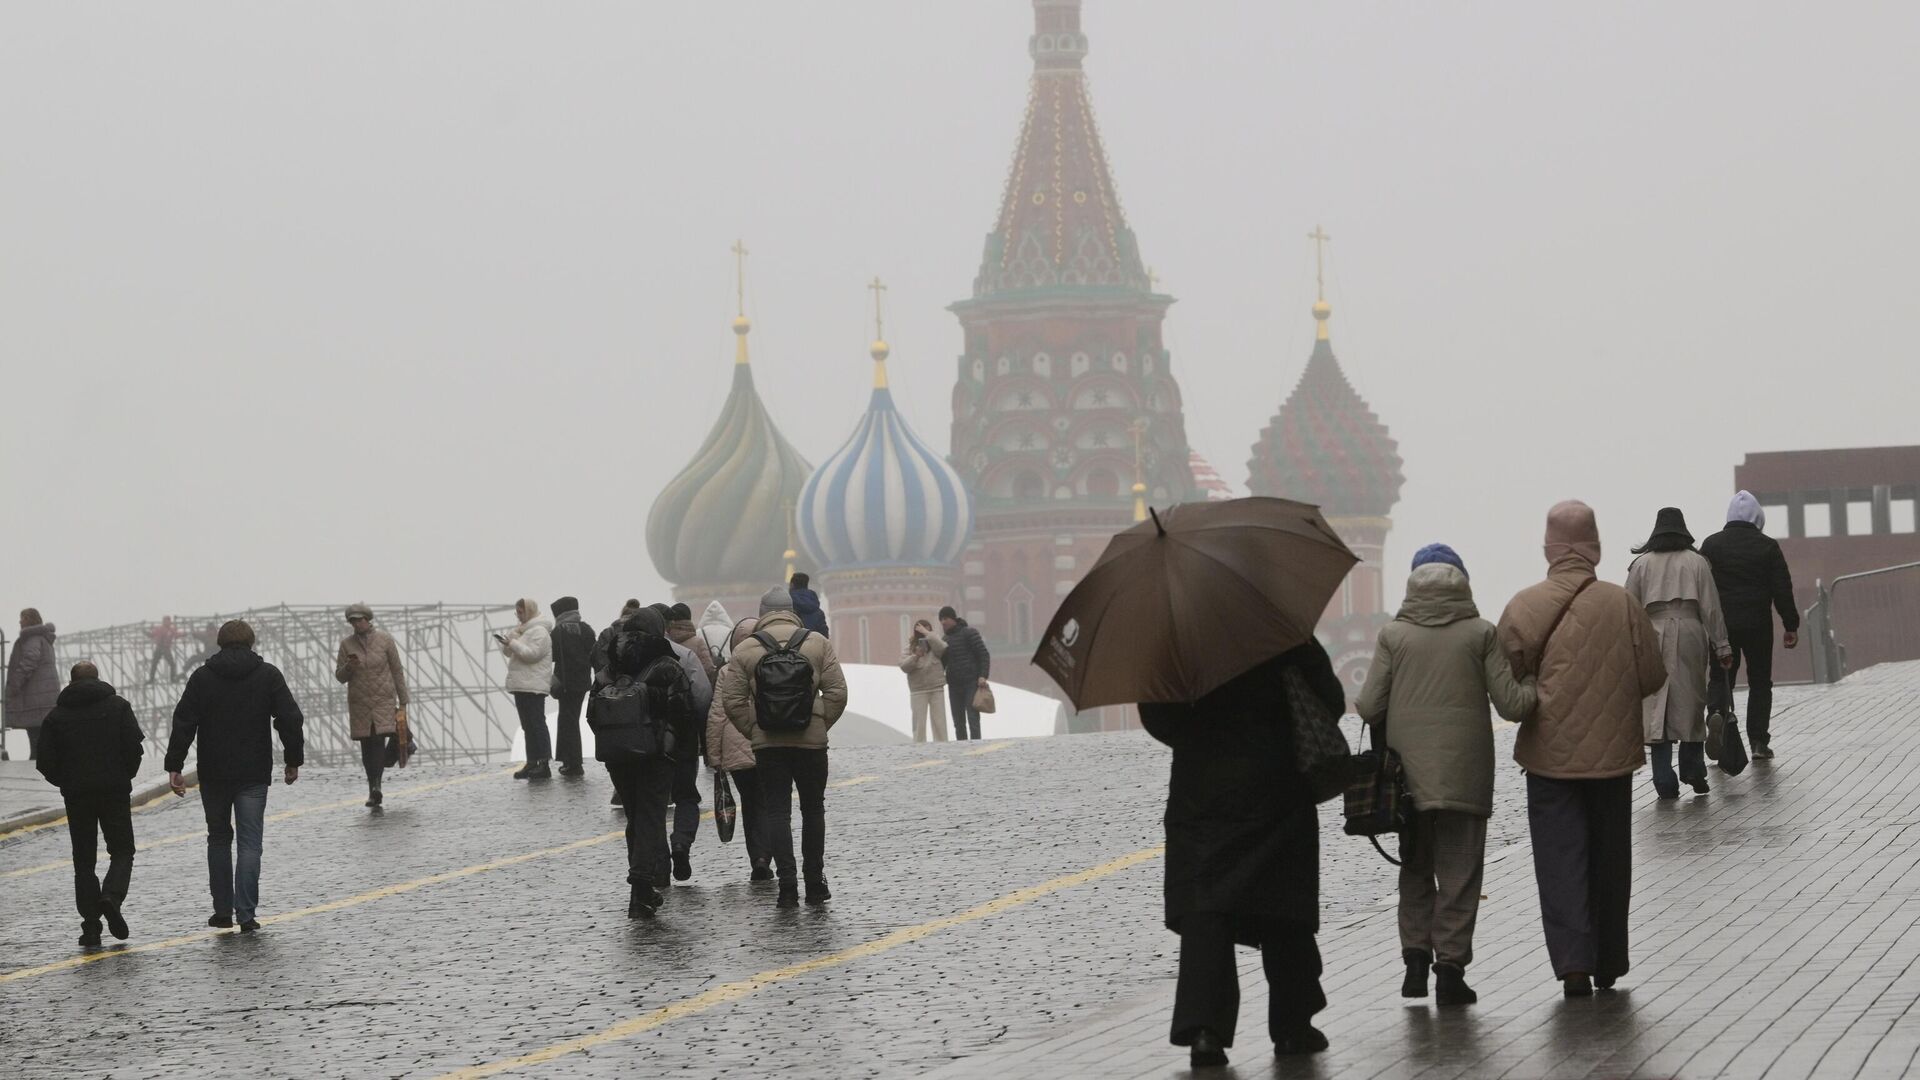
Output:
[1807,562,1920,684]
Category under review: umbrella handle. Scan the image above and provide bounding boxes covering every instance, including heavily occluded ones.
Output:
[1148,507,1166,537]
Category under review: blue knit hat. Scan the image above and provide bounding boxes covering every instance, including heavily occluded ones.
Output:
[1411,543,1468,579]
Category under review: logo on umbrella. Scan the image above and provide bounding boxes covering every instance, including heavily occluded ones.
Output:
[1060,618,1080,648]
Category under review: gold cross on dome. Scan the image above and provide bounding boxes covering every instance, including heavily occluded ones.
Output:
[1307,225,1330,301]
[867,275,888,340]
[731,239,750,315]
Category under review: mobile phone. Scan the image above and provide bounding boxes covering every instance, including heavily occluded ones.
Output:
[493,634,508,644]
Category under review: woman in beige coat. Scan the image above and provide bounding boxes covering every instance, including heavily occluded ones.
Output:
[705,616,772,880]
[899,620,947,743]
[335,604,409,808]
[1625,508,1732,799]
[1357,546,1535,1007]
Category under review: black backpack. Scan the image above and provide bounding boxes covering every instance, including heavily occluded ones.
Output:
[586,655,691,761]
[751,628,816,733]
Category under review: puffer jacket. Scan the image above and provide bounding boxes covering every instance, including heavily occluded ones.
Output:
[4,623,60,730]
[335,628,409,740]
[720,610,849,751]
[1356,565,1536,816]
[501,615,555,695]
[1701,521,1800,633]
[1497,555,1667,779]
[706,617,760,773]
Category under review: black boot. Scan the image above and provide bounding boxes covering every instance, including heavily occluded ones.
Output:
[776,881,800,908]
[559,763,585,777]
[1595,974,1618,990]
[1434,963,1477,1006]
[207,913,233,929]
[671,844,692,883]
[750,861,774,882]
[628,883,662,919]
[366,783,383,809]
[1402,948,1432,998]
[78,920,103,948]
[1274,1025,1329,1056]
[805,878,831,906]
[1188,1028,1228,1068]
[103,900,129,941]
[514,759,551,780]
[1564,973,1593,998]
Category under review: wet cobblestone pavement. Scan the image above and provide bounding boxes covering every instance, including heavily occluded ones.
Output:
[7,666,1916,1078]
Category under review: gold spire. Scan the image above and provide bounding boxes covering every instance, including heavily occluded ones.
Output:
[1130,416,1150,523]
[1308,225,1332,341]
[731,239,753,364]
[867,275,891,388]
[783,498,798,579]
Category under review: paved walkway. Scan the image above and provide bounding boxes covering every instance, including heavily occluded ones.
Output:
[929,662,1920,1080]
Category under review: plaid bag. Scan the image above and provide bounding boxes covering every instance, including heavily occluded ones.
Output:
[1283,666,1351,803]
[1343,723,1409,864]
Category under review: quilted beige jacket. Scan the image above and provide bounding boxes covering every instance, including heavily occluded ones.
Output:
[705,617,759,773]
[1497,556,1667,779]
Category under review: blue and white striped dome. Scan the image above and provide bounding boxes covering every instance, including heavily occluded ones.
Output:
[798,342,973,570]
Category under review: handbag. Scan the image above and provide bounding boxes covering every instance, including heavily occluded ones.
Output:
[712,770,738,843]
[1706,662,1747,774]
[394,707,412,768]
[1282,666,1351,804]
[1343,722,1408,864]
[972,682,997,715]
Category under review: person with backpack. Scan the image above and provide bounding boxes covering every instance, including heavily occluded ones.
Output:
[548,596,596,778]
[36,662,146,947]
[649,603,714,885]
[720,585,849,908]
[589,606,696,919]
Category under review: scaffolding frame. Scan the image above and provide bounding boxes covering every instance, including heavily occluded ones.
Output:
[54,604,522,766]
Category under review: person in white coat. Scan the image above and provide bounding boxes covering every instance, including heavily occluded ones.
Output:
[501,598,556,780]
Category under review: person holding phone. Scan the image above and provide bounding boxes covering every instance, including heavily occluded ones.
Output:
[335,603,409,807]
[899,620,947,743]
[500,598,556,780]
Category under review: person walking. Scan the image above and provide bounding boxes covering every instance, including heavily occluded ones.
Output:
[1497,501,1666,997]
[166,620,305,933]
[1626,508,1732,798]
[591,606,695,919]
[1139,640,1342,1067]
[501,598,556,780]
[5,608,59,759]
[36,662,145,947]
[593,599,644,808]
[1356,545,1536,1007]
[933,606,990,740]
[335,603,409,808]
[788,573,830,636]
[720,585,848,908]
[1701,491,1799,760]
[900,620,948,743]
[548,596,596,778]
[651,604,714,884]
[667,603,718,684]
[706,614,775,881]
[147,616,184,683]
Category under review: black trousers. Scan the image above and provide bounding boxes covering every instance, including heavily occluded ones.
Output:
[1170,914,1325,1048]
[64,790,136,922]
[360,735,395,791]
[946,682,982,741]
[1726,623,1776,747]
[670,755,702,855]
[514,692,552,762]
[1526,773,1632,980]
[555,691,586,768]
[757,747,828,884]
[606,756,673,889]
[729,766,772,868]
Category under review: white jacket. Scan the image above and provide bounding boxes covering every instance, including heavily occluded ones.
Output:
[501,615,555,695]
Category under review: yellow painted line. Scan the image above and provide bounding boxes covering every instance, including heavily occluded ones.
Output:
[830,774,880,789]
[962,741,1012,756]
[0,782,199,841]
[2,770,508,881]
[895,759,949,770]
[435,843,1167,1078]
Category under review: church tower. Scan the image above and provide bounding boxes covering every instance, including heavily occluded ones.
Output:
[1246,228,1405,693]
[949,0,1194,714]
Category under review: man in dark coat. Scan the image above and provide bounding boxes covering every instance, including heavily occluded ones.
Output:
[934,607,991,740]
[593,607,694,919]
[549,596,596,777]
[1700,491,1798,759]
[165,620,305,933]
[36,662,146,947]
[1139,640,1343,1066]
[787,574,830,637]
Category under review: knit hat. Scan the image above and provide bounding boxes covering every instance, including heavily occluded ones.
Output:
[551,596,580,616]
[1411,543,1468,579]
[668,603,692,622]
[759,586,793,617]
[647,603,673,623]
[938,606,958,621]
[1544,500,1603,567]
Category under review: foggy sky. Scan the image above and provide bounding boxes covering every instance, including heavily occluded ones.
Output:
[4,1,1916,639]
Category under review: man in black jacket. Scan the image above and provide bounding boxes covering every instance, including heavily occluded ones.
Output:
[1700,491,1799,759]
[934,606,992,741]
[549,596,596,777]
[36,662,145,947]
[165,620,305,933]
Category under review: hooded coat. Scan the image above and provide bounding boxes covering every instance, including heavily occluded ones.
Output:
[705,617,760,773]
[789,587,830,637]
[1356,564,1536,817]
[721,609,848,751]
[1138,641,1342,944]
[166,647,305,783]
[336,626,409,740]
[1497,502,1667,780]
[1701,492,1800,634]
[500,607,555,695]
[36,679,145,795]
[1625,548,1730,743]
[549,606,597,697]
[5,622,60,730]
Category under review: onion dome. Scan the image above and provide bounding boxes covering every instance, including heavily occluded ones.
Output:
[1246,296,1404,517]
[797,311,973,570]
[646,307,812,587]
[1188,451,1237,502]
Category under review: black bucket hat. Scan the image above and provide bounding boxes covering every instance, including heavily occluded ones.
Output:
[1631,507,1694,554]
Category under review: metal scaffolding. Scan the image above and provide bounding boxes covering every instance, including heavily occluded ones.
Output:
[52,604,521,766]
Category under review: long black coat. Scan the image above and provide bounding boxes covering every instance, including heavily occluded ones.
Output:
[1139,641,1344,946]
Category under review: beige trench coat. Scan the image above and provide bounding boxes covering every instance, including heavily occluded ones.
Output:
[1625,550,1730,743]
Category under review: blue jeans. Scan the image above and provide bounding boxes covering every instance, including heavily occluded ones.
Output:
[201,780,269,922]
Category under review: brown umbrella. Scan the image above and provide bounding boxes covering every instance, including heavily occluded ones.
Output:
[1032,497,1358,709]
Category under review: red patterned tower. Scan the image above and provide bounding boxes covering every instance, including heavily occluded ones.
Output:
[1247,228,1405,695]
[949,0,1194,726]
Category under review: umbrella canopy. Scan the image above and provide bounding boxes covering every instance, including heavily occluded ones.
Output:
[1032,497,1358,708]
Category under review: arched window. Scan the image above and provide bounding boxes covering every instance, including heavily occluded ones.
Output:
[1007,583,1035,647]
[1085,468,1120,498]
[1013,471,1045,500]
